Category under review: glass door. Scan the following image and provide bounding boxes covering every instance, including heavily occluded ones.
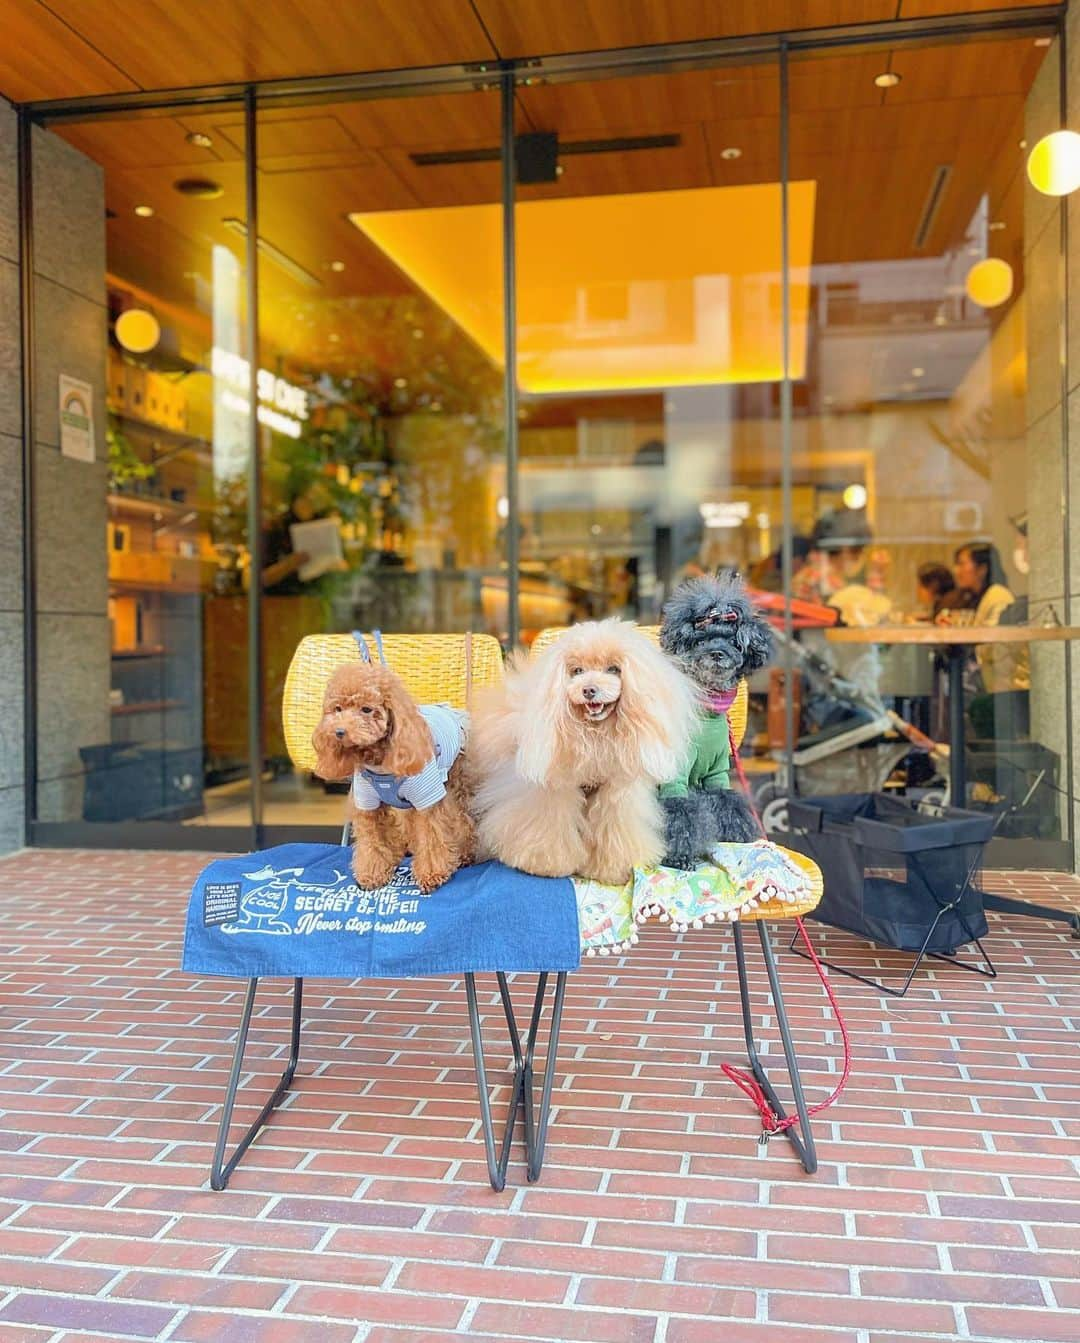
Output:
[254,83,506,836]
[784,32,1069,867]
[32,102,255,843]
[508,54,785,784]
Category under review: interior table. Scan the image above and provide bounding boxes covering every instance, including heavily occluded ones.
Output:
[824,623,1080,937]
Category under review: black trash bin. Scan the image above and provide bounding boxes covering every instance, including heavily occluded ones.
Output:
[786,792,995,996]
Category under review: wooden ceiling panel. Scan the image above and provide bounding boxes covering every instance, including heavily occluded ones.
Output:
[0,0,1057,105]
[886,37,1051,102]
[517,64,779,135]
[222,115,362,159]
[59,113,240,172]
[898,0,1053,16]
[106,162,247,241]
[791,140,1016,266]
[701,120,781,184]
[788,95,1023,158]
[373,150,502,209]
[787,51,898,111]
[475,1,896,59]
[0,0,139,102]
[30,0,497,95]
[331,92,502,151]
[788,39,1049,110]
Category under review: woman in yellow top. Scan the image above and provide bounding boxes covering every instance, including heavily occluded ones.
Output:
[951,541,1029,737]
[953,542,1015,629]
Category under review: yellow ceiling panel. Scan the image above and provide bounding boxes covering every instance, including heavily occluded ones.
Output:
[350,182,814,394]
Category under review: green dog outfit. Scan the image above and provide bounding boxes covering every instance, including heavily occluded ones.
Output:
[659,688,736,800]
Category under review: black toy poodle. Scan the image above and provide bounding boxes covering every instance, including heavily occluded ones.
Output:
[658,570,775,867]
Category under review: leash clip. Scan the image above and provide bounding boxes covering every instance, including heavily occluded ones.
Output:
[757,1129,771,1149]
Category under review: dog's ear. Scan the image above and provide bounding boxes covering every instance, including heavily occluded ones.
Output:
[616,635,701,783]
[311,711,355,781]
[379,671,433,777]
[737,612,775,674]
[513,645,571,785]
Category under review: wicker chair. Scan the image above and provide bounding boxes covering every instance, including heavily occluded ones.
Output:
[210,631,566,1194]
[532,624,824,1172]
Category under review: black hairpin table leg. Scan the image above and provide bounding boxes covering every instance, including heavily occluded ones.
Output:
[210,976,303,1191]
[732,923,817,1174]
[466,970,567,1191]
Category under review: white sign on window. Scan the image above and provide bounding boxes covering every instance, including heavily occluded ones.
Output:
[59,374,95,462]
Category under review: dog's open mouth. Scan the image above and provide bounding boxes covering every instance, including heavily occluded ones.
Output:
[580,700,617,723]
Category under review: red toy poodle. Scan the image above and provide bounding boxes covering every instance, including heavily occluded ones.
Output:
[312,661,475,892]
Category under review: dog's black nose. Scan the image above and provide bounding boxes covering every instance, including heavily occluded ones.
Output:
[582,685,598,701]
[334,727,346,740]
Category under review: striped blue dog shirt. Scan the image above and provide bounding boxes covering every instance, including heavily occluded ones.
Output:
[352,704,466,812]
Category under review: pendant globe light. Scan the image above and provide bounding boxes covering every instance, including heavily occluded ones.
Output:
[1027,130,1080,197]
[965,257,1014,309]
[115,306,161,354]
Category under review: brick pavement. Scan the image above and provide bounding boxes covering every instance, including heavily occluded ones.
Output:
[0,848,1077,1342]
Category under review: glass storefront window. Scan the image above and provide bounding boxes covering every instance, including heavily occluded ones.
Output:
[779,34,1068,864]
[250,86,506,830]
[33,105,255,833]
[510,57,784,784]
[24,15,1071,866]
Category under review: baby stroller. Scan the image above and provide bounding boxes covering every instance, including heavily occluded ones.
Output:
[753,628,938,835]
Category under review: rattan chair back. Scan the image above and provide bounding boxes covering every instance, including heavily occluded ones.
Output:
[283,632,504,773]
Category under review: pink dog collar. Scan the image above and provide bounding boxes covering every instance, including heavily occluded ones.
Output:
[706,688,738,715]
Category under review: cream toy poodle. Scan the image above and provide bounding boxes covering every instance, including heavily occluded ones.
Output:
[469,619,699,885]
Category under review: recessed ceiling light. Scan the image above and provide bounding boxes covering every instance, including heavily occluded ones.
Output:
[328,333,340,343]
[720,146,742,160]
[1019,139,1028,150]
[1034,37,1052,47]
[911,367,925,378]
[185,130,213,148]
[134,204,154,217]
[874,72,901,89]
[988,221,1006,232]
[394,377,408,389]
[329,260,346,272]
[555,164,566,177]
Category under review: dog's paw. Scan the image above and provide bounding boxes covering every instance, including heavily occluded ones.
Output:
[351,857,397,890]
[413,861,454,893]
[661,847,697,871]
[583,863,634,887]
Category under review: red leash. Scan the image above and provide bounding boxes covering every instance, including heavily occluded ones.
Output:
[723,728,852,1141]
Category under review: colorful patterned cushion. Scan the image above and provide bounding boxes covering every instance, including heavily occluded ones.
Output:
[575,840,818,953]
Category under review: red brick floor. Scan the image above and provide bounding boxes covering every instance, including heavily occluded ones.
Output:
[0,848,1078,1343]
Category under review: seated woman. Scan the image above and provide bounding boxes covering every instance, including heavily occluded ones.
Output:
[951,541,1029,739]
